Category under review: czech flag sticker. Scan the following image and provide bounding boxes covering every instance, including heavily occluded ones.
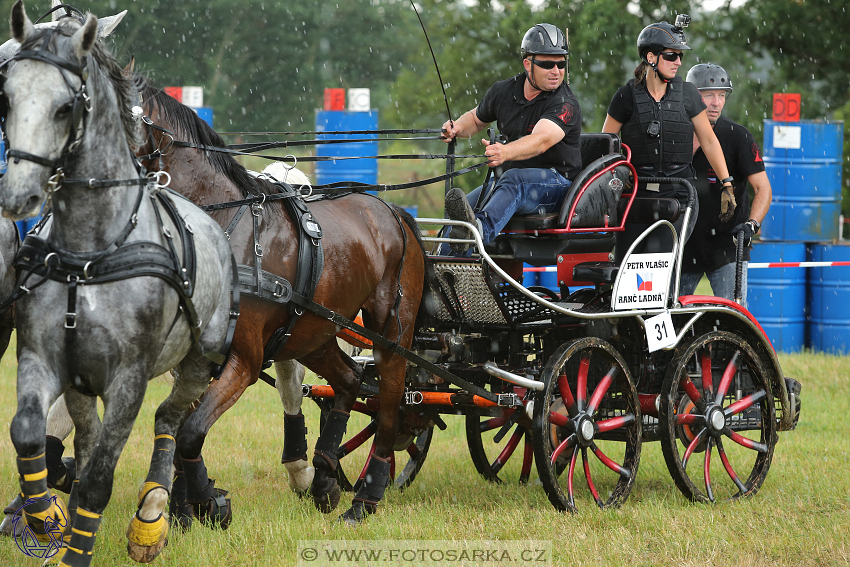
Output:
[637,272,653,292]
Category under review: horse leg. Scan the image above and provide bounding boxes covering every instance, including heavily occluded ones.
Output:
[173,353,259,530]
[300,343,362,514]
[339,350,406,525]
[1,392,83,537]
[275,359,314,494]
[9,359,66,548]
[127,355,212,563]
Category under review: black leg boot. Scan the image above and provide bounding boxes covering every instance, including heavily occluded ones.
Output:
[311,409,350,513]
[340,455,391,526]
[182,456,232,529]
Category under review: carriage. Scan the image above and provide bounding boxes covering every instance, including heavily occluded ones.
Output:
[302,132,802,511]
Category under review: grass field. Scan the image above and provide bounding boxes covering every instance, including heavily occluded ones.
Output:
[0,334,848,566]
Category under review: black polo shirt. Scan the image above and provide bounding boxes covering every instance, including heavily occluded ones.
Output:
[683,115,766,271]
[475,73,582,180]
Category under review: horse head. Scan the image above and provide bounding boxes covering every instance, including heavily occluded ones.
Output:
[0,1,135,220]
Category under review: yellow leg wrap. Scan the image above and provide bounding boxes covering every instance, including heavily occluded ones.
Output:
[44,546,66,566]
[126,513,168,547]
[23,494,69,544]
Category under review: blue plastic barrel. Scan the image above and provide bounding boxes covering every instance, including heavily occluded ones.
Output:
[0,134,5,174]
[538,266,558,290]
[747,241,806,353]
[808,243,850,353]
[761,120,843,241]
[315,110,378,186]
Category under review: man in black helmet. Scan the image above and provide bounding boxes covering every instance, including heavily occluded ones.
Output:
[441,23,582,254]
[680,63,772,306]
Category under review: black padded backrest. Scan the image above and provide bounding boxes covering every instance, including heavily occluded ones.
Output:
[557,156,631,228]
[617,196,681,224]
[580,133,621,169]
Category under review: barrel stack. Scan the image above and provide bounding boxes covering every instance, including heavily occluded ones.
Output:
[750,119,846,353]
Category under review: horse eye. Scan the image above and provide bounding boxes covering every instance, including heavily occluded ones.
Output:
[56,102,74,118]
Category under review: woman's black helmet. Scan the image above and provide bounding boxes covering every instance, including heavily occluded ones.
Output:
[686,63,733,92]
[521,24,568,58]
[637,15,691,62]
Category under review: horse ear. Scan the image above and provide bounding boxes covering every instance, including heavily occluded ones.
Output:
[51,0,62,22]
[10,0,34,45]
[71,13,98,59]
[123,55,135,78]
[97,10,126,39]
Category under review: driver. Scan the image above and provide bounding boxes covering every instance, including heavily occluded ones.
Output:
[440,23,582,254]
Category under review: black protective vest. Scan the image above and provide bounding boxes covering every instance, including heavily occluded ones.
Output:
[620,77,693,176]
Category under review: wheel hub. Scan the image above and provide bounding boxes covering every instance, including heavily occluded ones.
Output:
[575,415,595,444]
[708,407,726,432]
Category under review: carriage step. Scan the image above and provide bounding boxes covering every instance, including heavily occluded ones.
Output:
[573,261,618,285]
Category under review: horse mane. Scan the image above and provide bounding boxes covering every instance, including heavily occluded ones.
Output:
[19,17,139,149]
[138,81,283,200]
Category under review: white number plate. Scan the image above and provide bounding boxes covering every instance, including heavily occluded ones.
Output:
[645,311,676,353]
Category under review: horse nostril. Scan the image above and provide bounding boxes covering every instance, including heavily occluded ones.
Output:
[23,194,42,217]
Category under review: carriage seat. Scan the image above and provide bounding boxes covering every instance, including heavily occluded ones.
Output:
[483,133,626,266]
[571,196,682,285]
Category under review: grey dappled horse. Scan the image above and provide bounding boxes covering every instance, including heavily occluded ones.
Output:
[0,3,235,565]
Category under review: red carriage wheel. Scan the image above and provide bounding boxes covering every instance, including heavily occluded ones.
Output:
[465,385,536,484]
[532,337,641,512]
[313,396,433,493]
[659,330,777,502]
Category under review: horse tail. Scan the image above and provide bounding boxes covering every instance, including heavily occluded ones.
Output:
[391,205,438,330]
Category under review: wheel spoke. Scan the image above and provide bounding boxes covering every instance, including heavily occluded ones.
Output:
[389,453,396,482]
[567,445,579,508]
[682,376,703,406]
[582,447,603,507]
[520,432,533,485]
[352,400,374,416]
[715,350,742,405]
[492,427,523,475]
[338,421,377,457]
[704,437,715,502]
[716,437,748,494]
[548,409,569,427]
[587,366,616,414]
[700,349,713,395]
[682,427,707,470]
[596,413,636,434]
[725,429,769,453]
[576,353,590,411]
[406,441,421,460]
[550,433,576,465]
[557,374,577,415]
[479,416,509,433]
[675,412,700,426]
[724,389,768,417]
[590,441,630,478]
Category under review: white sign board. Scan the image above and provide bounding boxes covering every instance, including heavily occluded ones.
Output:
[645,311,677,353]
[773,125,801,149]
[348,88,371,111]
[182,86,204,108]
[613,252,673,310]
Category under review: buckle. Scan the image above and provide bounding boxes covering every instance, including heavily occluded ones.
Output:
[64,312,76,329]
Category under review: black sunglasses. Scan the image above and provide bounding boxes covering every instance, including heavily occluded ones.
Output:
[532,59,567,70]
[659,51,684,62]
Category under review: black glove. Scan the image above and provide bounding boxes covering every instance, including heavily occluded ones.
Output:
[732,220,757,247]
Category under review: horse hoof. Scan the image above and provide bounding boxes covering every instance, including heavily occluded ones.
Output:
[126,513,168,564]
[312,479,341,514]
[0,493,24,537]
[127,538,167,564]
[167,501,194,532]
[338,501,373,526]
[284,462,315,494]
[193,488,232,530]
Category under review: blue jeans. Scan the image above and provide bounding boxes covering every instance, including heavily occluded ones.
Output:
[440,168,571,256]
[680,262,748,307]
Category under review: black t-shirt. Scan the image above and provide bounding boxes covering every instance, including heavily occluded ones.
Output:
[607,78,705,200]
[683,115,766,271]
[475,73,582,180]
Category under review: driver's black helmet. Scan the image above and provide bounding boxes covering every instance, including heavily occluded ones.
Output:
[686,63,733,92]
[521,24,568,58]
[637,20,691,62]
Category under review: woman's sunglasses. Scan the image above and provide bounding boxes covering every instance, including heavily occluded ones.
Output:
[659,51,684,62]
[532,59,567,70]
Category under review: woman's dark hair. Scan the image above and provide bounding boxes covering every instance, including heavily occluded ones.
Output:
[634,61,650,84]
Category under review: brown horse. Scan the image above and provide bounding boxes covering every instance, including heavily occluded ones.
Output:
[137,82,430,524]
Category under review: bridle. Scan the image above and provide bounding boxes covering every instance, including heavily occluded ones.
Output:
[4,26,92,190]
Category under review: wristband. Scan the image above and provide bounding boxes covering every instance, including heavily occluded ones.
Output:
[747,218,761,233]
[720,176,734,186]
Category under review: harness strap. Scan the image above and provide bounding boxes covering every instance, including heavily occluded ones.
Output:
[224,204,250,239]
